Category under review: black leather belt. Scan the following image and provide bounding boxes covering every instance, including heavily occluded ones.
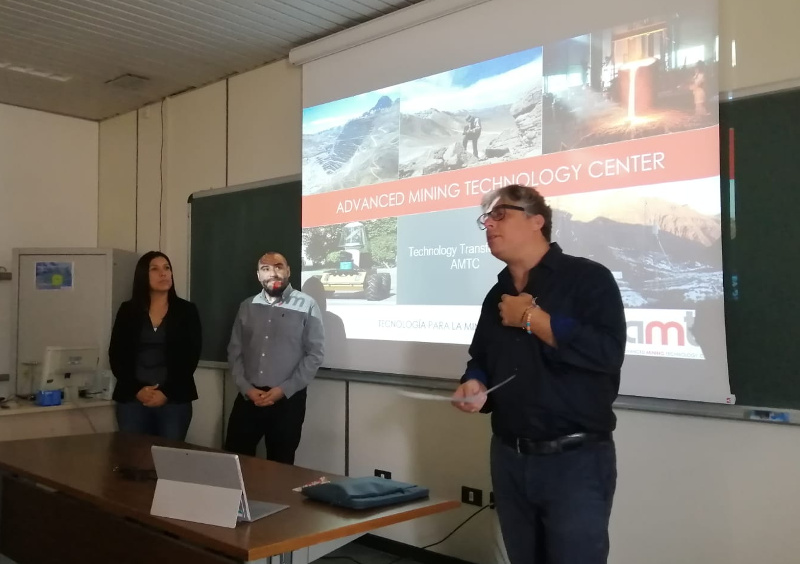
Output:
[498,432,612,455]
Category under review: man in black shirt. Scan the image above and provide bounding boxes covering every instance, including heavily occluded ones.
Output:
[453,184,626,564]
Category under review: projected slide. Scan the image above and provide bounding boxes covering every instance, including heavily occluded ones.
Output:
[301,10,729,402]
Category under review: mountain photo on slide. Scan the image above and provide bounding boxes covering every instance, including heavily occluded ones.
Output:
[302,90,400,196]
[398,46,543,178]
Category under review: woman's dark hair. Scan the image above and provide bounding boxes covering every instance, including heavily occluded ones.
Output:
[131,251,177,310]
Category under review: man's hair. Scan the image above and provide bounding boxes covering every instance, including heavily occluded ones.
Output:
[257,251,288,267]
[481,184,553,241]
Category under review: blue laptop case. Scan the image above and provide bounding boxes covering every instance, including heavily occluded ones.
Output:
[301,476,429,510]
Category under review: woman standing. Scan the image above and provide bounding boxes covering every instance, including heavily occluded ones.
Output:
[109,251,202,441]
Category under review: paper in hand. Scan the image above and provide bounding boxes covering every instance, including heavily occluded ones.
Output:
[398,375,516,402]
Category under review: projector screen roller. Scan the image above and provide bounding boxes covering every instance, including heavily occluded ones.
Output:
[300,0,729,403]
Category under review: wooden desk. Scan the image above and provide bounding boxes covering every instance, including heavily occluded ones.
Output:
[0,433,458,564]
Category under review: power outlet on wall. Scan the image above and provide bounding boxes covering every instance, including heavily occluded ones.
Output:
[461,486,483,506]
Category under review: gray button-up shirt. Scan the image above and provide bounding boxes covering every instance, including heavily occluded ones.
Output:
[227,284,325,398]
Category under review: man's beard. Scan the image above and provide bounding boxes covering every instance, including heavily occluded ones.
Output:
[262,277,286,297]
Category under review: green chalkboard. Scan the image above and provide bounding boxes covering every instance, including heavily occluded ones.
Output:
[189,178,301,363]
[721,88,800,409]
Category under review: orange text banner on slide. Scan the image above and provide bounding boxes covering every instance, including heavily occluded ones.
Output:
[302,126,719,228]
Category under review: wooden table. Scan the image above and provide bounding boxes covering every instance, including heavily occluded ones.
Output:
[0,433,458,564]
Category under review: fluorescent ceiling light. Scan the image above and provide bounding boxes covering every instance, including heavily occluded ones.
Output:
[0,61,72,82]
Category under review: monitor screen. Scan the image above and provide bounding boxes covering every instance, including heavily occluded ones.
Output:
[39,345,99,392]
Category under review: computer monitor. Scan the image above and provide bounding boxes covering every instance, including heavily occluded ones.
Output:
[38,346,99,400]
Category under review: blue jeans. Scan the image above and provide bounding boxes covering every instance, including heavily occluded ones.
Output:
[115,401,193,442]
[491,435,617,564]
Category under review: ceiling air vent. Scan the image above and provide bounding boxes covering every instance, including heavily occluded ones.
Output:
[105,73,150,90]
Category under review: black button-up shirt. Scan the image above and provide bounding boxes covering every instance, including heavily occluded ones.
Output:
[463,243,626,441]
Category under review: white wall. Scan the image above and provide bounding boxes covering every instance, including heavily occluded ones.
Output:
[228,59,302,186]
[98,112,136,252]
[0,104,98,382]
[348,386,800,564]
[718,0,800,95]
[94,1,800,562]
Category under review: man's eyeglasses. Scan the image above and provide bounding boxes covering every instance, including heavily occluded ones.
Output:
[477,204,526,229]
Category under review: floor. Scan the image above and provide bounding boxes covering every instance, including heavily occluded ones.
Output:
[322,542,426,564]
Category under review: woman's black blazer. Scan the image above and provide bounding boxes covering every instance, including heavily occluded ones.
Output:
[109,297,202,403]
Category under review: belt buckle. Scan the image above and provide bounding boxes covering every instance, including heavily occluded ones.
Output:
[544,439,559,455]
[560,433,586,452]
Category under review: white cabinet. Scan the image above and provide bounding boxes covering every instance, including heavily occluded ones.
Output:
[9,248,138,397]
